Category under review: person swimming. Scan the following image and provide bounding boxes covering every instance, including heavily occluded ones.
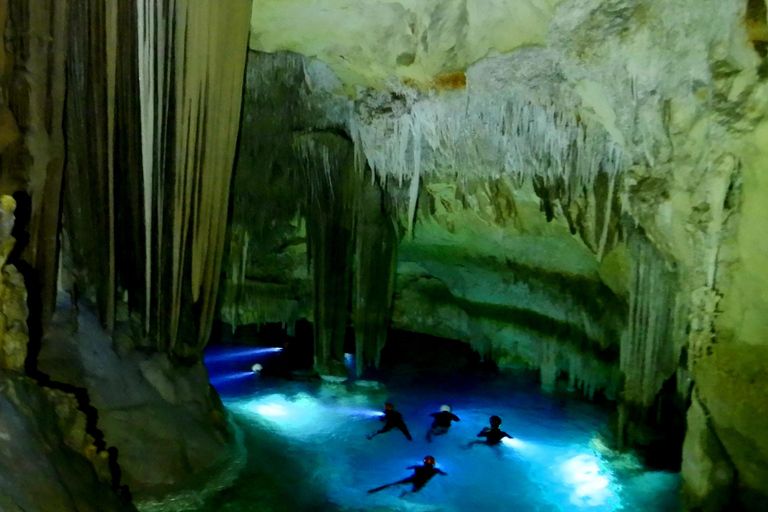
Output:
[426,404,460,442]
[367,456,447,496]
[465,415,513,449]
[367,403,413,441]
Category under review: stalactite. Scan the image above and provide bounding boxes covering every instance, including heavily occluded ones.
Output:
[596,173,616,262]
[62,0,251,357]
[295,132,399,377]
[63,0,116,329]
[8,0,68,329]
[539,338,560,392]
[295,133,356,377]
[621,231,678,407]
[113,0,146,321]
[352,171,398,375]
[494,327,621,400]
[351,88,627,206]
[220,52,350,333]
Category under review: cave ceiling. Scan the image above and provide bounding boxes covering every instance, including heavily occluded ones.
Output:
[250,0,564,90]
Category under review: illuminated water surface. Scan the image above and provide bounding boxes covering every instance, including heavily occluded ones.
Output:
[201,347,681,512]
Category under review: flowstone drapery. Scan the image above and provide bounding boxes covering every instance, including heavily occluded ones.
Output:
[62,0,251,357]
[294,133,398,377]
[622,231,679,408]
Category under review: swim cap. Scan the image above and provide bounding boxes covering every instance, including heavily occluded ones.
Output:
[490,415,502,426]
[251,363,263,373]
[439,405,451,412]
[385,403,394,410]
[423,456,435,465]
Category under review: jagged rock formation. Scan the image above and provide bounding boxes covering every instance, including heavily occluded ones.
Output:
[0,196,27,370]
[38,305,239,503]
[0,374,137,512]
[0,195,135,512]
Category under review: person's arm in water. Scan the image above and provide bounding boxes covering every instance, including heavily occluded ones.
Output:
[429,412,438,418]
[477,427,490,437]
[450,413,460,422]
[406,465,418,470]
[503,431,513,439]
[436,468,448,476]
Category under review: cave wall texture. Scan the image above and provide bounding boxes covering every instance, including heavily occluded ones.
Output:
[0,0,252,509]
[220,0,768,510]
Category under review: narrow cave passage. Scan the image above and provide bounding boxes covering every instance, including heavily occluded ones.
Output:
[199,332,681,512]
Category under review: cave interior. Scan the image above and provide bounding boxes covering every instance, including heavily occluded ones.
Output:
[0,0,767,511]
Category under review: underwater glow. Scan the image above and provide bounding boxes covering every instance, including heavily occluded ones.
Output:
[209,371,253,384]
[245,393,385,424]
[334,407,385,418]
[204,347,282,363]
[256,403,288,417]
[502,437,526,450]
[203,346,679,512]
[561,454,615,507]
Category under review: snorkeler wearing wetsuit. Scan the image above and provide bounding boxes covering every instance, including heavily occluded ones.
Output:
[465,415,513,449]
[426,405,460,442]
[367,403,413,441]
[367,456,447,496]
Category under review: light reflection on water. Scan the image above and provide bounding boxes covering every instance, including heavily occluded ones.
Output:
[202,347,679,512]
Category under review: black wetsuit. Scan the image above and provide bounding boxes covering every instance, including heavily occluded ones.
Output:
[406,464,447,490]
[373,410,412,440]
[368,464,447,494]
[478,426,511,445]
[426,411,460,442]
[430,411,460,428]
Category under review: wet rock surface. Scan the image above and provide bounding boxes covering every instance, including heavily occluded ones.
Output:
[39,304,236,502]
[0,372,136,512]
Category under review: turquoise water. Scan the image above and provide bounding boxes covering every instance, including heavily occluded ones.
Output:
[201,346,681,512]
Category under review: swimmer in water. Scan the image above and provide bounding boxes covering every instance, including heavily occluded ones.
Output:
[367,456,447,496]
[426,404,460,443]
[367,403,413,441]
[465,415,513,449]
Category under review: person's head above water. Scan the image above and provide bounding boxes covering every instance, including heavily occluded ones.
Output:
[439,405,451,412]
[423,456,436,466]
[385,403,394,411]
[489,415,502,427]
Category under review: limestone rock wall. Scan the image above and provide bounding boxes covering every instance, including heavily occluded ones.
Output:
[0,195,135,511]
[0,196,26,370]
[250,0,564,90]
[0,374,137,512]
[38,305,240,505]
